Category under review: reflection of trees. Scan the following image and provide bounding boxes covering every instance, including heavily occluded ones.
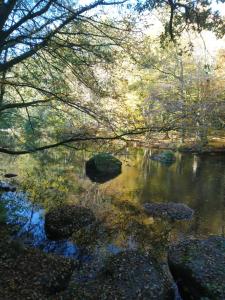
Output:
[175,152,185,176]
[2,148,225,242]
[16,149,87,210]
[188,155,203,235]
[105,199,172,258]
[192,155,198,177]
[221,171,225,237]
[142,149,151,180]
[189,155,225,236]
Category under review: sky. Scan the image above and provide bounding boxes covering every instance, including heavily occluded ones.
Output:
[77,0,225,57]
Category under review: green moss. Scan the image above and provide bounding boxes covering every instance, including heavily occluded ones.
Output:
[86,153,122,182]
[168,237,225,299]
[93,153,122,173]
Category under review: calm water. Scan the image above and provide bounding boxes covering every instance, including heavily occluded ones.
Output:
[0,147,224,258]
[105,149,225,238]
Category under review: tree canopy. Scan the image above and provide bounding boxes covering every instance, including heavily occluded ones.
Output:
[0,0,224,154]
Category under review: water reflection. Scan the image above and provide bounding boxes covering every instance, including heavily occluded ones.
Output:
[0,148,224,248]
[1,191,79,258]
[102,150,225,238]
[192,155,198,176]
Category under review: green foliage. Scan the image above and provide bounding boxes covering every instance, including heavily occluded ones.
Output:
[136,0,225,42]
[0,1,224,154]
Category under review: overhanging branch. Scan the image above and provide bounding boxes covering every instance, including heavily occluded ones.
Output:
[0,126,173,155]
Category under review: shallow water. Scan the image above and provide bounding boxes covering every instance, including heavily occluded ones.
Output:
[0,148,224,255]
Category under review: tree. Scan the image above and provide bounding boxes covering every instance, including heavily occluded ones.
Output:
[0,0,135,154]
[136,0,225,41]
[128,34,225,146]
[0,0,224,154]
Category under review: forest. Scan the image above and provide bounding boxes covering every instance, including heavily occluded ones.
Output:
[0,0,225,299]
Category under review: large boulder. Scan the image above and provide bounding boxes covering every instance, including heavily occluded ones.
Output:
[150,150,176,164]
[45,205,96,240]
[64,251,175,299]
[168,236,225,299]
[86,153,122,183]
[143,202,194,221]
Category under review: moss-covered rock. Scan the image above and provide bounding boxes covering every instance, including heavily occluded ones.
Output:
[143,202,194,221]
[150,151,176,164]
[168,236,225,299]
[45,205,96,240]
[63,251,174,299]
[86,153,122,183]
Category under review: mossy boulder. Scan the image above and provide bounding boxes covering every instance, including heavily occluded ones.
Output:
[143,202,194,221]
[64,251,174,299]
[168,236,225,299]
[45,205,96,240]
[150,151,176,164]
[86,153,122,183]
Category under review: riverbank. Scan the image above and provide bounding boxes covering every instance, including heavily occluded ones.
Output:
[131,137,225,154]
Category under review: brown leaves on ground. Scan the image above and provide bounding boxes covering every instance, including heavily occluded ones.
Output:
[0,231,75,300]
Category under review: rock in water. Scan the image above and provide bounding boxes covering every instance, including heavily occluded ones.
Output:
[150,151,176,164]
[143,202,194,221]
[45,205,96,240]
[86,153,122,183]
[65,251,175,299]
[168,236,225,300]
[4,173,18,178]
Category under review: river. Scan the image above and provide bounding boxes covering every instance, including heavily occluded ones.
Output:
[0,147,224,258]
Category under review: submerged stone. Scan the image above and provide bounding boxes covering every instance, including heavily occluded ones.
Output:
[45,205,96,240]
[150,150,176,164]
[168,236,225,300]
[143,202,194,221]
[64,251,174,299]
[4,173,18,178]
[86,153,122,183]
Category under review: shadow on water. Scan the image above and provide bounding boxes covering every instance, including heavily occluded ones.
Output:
[85,164,121,183]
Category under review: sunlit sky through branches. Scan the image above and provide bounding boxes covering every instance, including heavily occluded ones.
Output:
[77,0,224,57]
